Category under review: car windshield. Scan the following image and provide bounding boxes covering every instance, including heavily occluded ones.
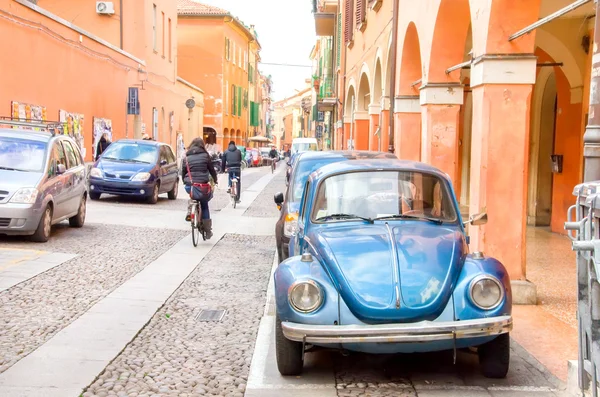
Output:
[292,158,339,202]
[101,142,157,164]
[311,170,457,223]
[292,142,317,153]
[0,136,47,172]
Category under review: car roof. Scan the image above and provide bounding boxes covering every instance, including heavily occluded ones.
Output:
[0,128,55,143]
[310,159,449,181]
[297,150,396,161]
[113,139,163,147]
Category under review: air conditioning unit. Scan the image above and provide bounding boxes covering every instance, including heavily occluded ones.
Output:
[96,1,115,15]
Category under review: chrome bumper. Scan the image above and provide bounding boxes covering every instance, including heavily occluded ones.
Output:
[282,315,512,344]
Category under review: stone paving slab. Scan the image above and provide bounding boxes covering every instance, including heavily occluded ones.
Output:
[0,249,76,292]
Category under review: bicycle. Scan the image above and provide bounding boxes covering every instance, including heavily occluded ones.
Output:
[271,158,277,174]
[230,175,239,208]
[190,199,205,247]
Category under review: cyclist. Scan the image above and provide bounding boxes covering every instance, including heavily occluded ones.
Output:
[181,138,218,239]
[268,146,278,171]
[222,140,242,202]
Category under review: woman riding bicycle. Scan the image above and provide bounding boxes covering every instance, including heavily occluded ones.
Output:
[181,138,218,239]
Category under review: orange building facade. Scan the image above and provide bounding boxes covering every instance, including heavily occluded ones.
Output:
[177,1,261,151]
[313,0,595,303]
[0,0,204,162]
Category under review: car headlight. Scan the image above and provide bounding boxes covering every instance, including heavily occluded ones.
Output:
[90,167,103,178]
[289,281,323,313]
[284,212,298,237]
[131,172,151,182]
[10,188,39,204]
[469,276,504,310]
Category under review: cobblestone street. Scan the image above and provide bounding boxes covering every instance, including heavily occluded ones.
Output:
[0,164,571,396]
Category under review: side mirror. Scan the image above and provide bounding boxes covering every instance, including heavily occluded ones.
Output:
[56,164,67,175]
[160,159,168,166]
[274,192,284,207]
[464,212,488,227]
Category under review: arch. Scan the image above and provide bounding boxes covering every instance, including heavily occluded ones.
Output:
[345,83,356,116]
[357,72,371,112]
[359,62,371,91]
[203,126,217,145]
[398,22,423,95]
[373,59,383,105]
[535,28,583,90]
[482,0,541,55]
[427,0,471,82]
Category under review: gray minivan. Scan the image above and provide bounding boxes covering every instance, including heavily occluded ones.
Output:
[0,128,87,242]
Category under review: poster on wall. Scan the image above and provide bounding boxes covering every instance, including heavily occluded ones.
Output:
[59,110,85,158]
[93,118,112,160]
[176,132,185,169]
[10,101,47,130]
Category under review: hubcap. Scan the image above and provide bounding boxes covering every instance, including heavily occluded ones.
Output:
[43,209,51,236]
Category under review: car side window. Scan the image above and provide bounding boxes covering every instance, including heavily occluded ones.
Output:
[62,140,79,169]
[53,141,68,170]
[166,146,176,164]
[298,180,311,221]
[159,146,168,164]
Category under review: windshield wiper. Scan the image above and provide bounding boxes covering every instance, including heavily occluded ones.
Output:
[372,214,444,225]
[120,159,150,164]
[0,166,25,172]
[316,213,374,223]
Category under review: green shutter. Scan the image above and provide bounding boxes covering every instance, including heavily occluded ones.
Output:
[336,13,341,68]
[232,85,236,115]
[237,86,242,116]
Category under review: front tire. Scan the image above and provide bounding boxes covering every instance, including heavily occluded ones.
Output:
[275,314,304,376]
[89,192,101,200]
[148,183,159,204]
[478,333,510,378]
[69,195,86,227]
[31,205,52,243]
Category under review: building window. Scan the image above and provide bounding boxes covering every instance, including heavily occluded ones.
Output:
[233,41,236,65]
[161,11,165,57]
[168,18,172,61]
[152,4,157,51]
[225,80,229,114]
[232,85,237,116]
[355,0,366,28]
[344,0,353,43]
[225,38,230,61]
[238,47,242,68]
[244,51,247,71]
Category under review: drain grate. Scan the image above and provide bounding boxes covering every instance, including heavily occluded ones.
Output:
[195,309,227,322]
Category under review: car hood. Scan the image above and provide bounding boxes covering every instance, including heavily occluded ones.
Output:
[0,169,42,191]
[97,159,154,177]
[310,222,465,324]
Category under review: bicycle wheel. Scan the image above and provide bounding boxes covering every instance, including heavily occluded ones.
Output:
[191,204,199,247]
[197,205,206,241]
[231,181,237,209]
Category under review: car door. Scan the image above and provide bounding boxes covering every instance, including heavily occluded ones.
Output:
[165,145,178,187]
[158,146,171,193]
[48,141,69,220]
[61,140,85,216]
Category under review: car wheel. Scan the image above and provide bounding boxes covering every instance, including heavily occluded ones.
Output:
[69,195,86,228]
[275,313,303,376]
[168,179,178,200]
[478,333,510,378]
[31,205,52,243]
[89,192,101,200]
[148,183,159,204]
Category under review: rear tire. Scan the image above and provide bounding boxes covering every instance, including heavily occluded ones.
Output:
[31,205,52,243]
[68,195,86,227]
[478,333,510,379]
[168,179,178,200]
[191,204,200,247]
[89,192,101,200]
[275,314,304,376]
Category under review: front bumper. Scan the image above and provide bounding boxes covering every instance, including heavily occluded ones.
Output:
[0,203,42,235]
[89,178,154,197]
[282,315,512,344]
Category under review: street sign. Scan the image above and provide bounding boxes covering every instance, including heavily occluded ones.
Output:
[127,87,140,115]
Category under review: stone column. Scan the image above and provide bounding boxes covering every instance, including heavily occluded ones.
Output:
[380,96,390,152]
[335,120,344,150]
[395,95,421,161]
[368,104,381,151]
[469,54,537,304]
[353,111,370,150]
[420,84,464,187]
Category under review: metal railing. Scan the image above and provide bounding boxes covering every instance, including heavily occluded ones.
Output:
[565,182,600,397]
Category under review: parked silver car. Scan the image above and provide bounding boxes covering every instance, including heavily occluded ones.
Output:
[0,129,87,242]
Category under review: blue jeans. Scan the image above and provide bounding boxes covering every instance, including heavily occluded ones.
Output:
[185,185,210,220]
[228,168,241,201]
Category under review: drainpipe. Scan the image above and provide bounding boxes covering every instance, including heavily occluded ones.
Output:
[583,0,600,182]
[387,0,399,153]
[119,0,123,49]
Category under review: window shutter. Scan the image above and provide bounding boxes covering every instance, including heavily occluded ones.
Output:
[237,86,242,116]
[336,12,342,67]
[356,0,365,27]
[344,0,353,43]
[232,85,236,115]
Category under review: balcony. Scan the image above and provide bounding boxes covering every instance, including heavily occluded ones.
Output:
[312,0,336,36]
[317,76,338,112]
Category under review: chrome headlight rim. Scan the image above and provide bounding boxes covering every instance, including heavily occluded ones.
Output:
[468,274,504,310]
[288,280,324,313]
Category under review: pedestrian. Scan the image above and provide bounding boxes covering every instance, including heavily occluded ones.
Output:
[96,132,111,160]
[222,140,243,202]
[142,133,151,140]
[181,138,218,239]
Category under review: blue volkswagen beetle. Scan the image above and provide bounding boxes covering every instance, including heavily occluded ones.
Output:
[274,159,512,379]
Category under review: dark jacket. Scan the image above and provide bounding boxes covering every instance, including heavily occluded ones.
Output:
[181,146,218,185]
[269,148,278,158]
[222,143,242,169]
[96,137,110,160]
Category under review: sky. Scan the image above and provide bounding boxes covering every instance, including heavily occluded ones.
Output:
[198,0,316,101]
